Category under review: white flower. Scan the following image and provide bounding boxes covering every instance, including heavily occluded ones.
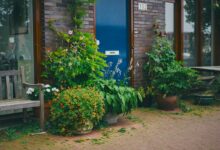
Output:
[26,88,34,95]
[118,59,123,65]
[136,61,140,67]
[26,90,32,95]
[46,89,51,92]
[44,84,50,88]
[68,30,73,35]
[52,88,59,92]
[96,40,100,46]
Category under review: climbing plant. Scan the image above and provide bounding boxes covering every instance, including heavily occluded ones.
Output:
[68,0,95,29]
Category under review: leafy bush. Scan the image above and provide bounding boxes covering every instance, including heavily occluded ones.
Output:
[48,87,105,135]
[152,62,199,97]
[144,36,199,98]
[90,79,142,115]
[42,31,107,88]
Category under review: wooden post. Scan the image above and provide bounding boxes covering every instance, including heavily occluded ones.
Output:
[39,88,45,130]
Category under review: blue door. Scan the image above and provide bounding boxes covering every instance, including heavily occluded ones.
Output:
[96,0,130,80]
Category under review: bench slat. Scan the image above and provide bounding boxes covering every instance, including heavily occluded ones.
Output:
[6,76,11,99]
[13,75,20,98]
[0,70,20,77]
[0,100,40,111]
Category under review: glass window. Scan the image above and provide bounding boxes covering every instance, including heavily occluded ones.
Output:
[201,0,213,66]
[183,0,196,66]
[165,2,174,45]
[0,0,34,82]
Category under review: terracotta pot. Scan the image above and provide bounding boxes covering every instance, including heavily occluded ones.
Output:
[104,113,120,125]
[72,120,94,135]
[34,102,51,121]
[157,96,178,111]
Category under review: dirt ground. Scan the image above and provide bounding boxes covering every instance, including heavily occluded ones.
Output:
[1,107,220,150]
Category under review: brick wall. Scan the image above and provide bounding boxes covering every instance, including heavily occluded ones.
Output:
[43,0,95,51]
[133,0,166,87]
[42,0,168,87]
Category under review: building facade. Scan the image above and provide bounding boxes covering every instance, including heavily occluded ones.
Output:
[0,0,219,87]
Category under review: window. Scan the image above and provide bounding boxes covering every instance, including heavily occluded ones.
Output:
[165,2,175,45]
[0,0,34,82]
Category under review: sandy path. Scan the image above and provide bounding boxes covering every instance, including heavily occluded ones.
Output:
[1,109,220,150]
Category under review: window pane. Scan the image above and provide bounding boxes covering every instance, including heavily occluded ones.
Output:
[165,2,174,45]
[0,0,34,82]
[183,0,196,66]
[202,0,213,66]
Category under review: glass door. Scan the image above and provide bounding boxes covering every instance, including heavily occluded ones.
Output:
[0,0,34,82]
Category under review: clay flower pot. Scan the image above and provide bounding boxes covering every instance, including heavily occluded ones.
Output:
[104,113,120,125]
[72,120,94,135]
[157,96,178,111]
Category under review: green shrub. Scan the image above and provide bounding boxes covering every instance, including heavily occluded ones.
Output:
[42,31,107,88]
[144,35,199,98]
[152,62,199,97]
[90,79,142,115]
[48,87,105,135]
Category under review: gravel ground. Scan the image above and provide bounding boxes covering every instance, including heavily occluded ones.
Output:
[1,107,220,150]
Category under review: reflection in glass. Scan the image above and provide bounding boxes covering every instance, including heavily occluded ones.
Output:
[0,0,34,82]
[202,0,213,66]
[183,0,196,66]
[165,2,174,46]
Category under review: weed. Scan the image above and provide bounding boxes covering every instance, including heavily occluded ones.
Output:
[118,128,126,133]
[91,138,105,145]
[0,120,40,142]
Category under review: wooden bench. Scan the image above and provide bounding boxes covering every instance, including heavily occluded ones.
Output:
[0,67,44,130]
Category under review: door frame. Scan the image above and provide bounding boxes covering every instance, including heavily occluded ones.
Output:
[33,0,43,83]
[94,0,135,86]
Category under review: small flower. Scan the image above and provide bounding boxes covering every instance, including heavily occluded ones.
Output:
[118,59,123,65]
[44,84,50,88]
[68,30,73,35]
[96,40,100,46]
[79,36,84,40]
[26,88,34,94]
[52,88,59,92]
[136,61,140,67]
[46,89,51,92]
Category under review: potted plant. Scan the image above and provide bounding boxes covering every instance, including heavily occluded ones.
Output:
[26,84,59,120]
[90,79,142,124]
[48,87,105,135]
[152,62,198,110]
[145,34,198,110]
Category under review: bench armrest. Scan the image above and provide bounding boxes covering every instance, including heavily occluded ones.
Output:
[22,82,44,89]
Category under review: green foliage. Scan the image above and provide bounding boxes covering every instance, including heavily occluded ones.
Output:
[211,76,220,94]
[0,121,40,142]
[48,87,105,135]
[145,36,175,79]
[68,0,95,29]
[89,79,142,115]
[42,31,107,88]
[145,36,199,98]
[152,62,199,97]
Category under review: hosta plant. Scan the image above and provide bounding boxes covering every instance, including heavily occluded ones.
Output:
[90,79,142,115]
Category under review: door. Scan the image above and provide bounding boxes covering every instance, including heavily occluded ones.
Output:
[96,0,130,80]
